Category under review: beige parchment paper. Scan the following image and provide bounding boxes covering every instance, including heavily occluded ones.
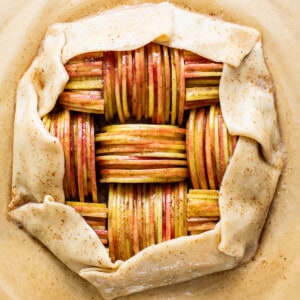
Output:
[1,0,298,300]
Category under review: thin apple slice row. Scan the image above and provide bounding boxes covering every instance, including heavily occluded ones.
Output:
[178,50,185,126]
[65,77,103,90]
[95,128,185,139]
[139,46,146,121]
[96,136,185,146]
[72,113,78,199]
[184,99,219,110]
[135,47,143,120]
[86,219,106,230]
[218,114,228,181]
[185,78,220,87]
[119,184,127,260]
[94,229,109,245]
[121,52,130,119]
[186,109,199,188]
[124,185,131,260]
[101,123,184,131]
[82,114,88,197]
[132,185,139,255]
[194,108,208,189]
[174,183,180,238]
[174,48,181,125]
[136,184,144,250]
[66,51,103,64]
[149,184,156,245]
[209,105,219,188]
[126,51,133,113]
[100,175,187,184]
[131,49,138,118]
[115,184,123,260]
[184,63,223,72]
[76,113,84,202]
[100,168,188,179]
[162,184,166,242]
[183,51,212,63]
[103,52,113,121]
[118,152,186,159]
[157,184,164,244]
[66,201,108,218]
[185,71,222,78]
[214,106,221,184]
[163,46,171,123]
[205,108,216,189]
[109,51,117,118]
[151,44,158,123]
[186,87,219,101]
[85,114,91,194]
[127,184,135,257]
[156,44,164,124]
[96,157,187,169]
[165,184,172,241]
[147,44,154,118]
[188,188,219,197]
[170,48,177,125]
[96,144,186,154]
[115,51,125,123]
[179,182,187,236]
[70,112,77,199]
[110,184,118,260]
[90,115,98,202]
[64,110,72,199]
[143,185,150,247]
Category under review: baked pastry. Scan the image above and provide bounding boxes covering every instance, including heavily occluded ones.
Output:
[9,3,283,299]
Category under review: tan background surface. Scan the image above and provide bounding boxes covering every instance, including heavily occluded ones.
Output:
[0,0,299,299]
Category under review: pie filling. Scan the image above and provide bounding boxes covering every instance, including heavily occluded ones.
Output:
[42,43,237,262]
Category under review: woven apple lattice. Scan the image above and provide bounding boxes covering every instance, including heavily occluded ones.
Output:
[41,46,237,262]
[10,3,283,299]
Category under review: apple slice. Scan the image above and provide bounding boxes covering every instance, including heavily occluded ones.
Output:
[185,87,219,101]
[72,113,78,199]
[185,78,220,87]
[184,99,219,110]
[136,184,144,250]
[214,106,221,184]
[179,182,187,236]
[76,113,84,202]
[126,51,133,112]
[186,109,199,188]
[65,61,103,77]
[69,113,77,199]
[115,51,125,123]
[116,184,123,260]
[121,52,130,119]
[132,185,139,255]
[162,184,166,242]
[123,185,131,260]
[156,44,164,124]
[85,114,91,195]
[143,185,150,247]
[89,115,98,202]
[163,46,171,123]
[149,184,155,245]
[184,62,223,72]
[170,48,177,125]
[147,44,154,118]
[205,107,216,189]
[108,184,115,261]
[65,77,103,90]
[131,49,138,118]
[66,201,108,218]
[151,44,159,123]
[155,184,163,244]
[194,108,208,189]
[164,184,172,241]
[82,114,88,197]
[139,46,146,121]
[103,53,111,121]
[174,48,180,125]
[209,105,219,188]
[178,49,185,126]
[127,184,135,257]
[63,110,72,199]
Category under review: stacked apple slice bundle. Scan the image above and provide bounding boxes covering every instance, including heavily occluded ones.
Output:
[66,201,108,244]
[184,50,222,110]
[186,104,237,190]
[107,182,187,261]
[42,110,98,202]
[95,124,188,183]
[187,189,219,235]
